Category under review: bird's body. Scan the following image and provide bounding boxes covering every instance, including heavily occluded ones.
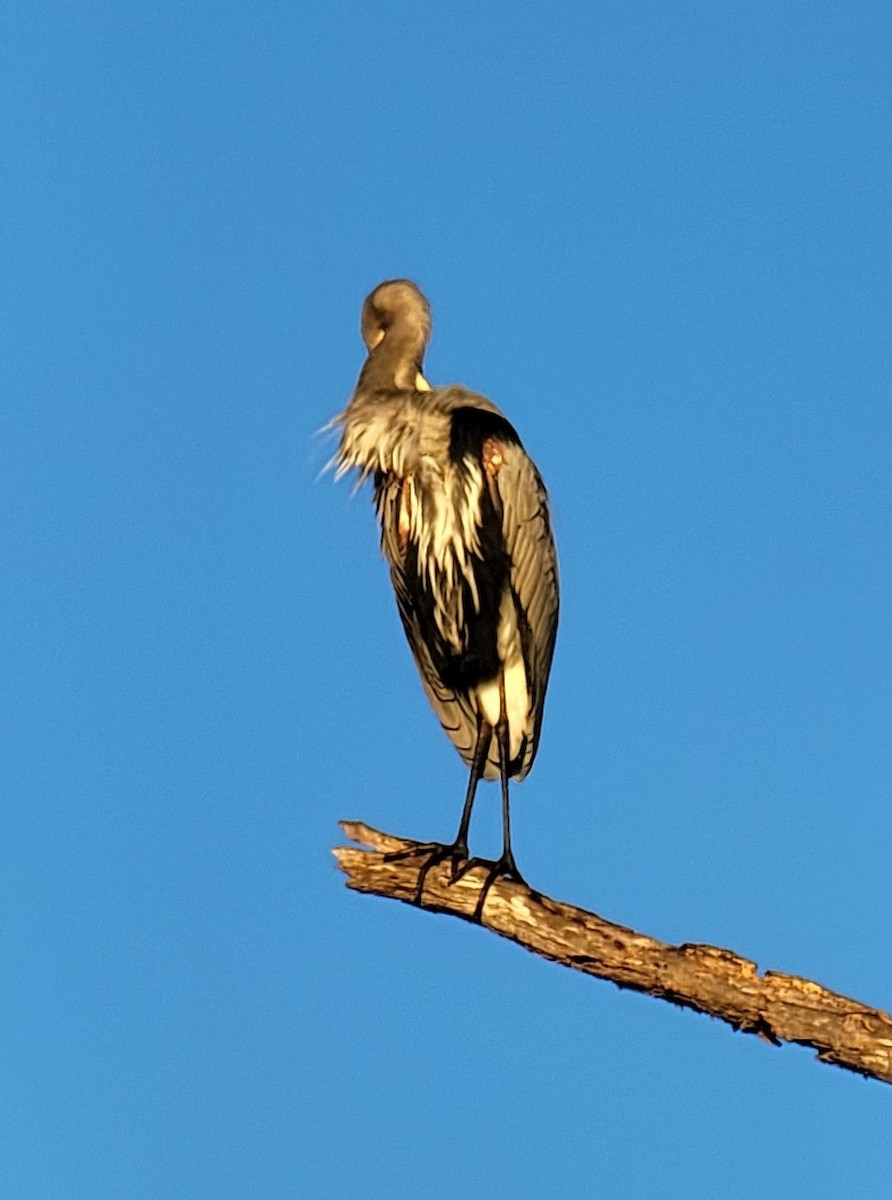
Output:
[334,280,558,890]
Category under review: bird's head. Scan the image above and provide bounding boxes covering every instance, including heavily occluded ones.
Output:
[361,279,432,355]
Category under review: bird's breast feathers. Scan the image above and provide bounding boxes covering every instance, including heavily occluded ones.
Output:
[335,391,452,483]
[337,391,510,632]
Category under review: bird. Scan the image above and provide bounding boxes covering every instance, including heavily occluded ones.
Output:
[333,279,559,902]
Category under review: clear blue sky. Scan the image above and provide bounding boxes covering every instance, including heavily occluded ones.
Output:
[4,2,891,1196]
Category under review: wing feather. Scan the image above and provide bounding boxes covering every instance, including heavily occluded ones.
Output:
[489,442,559,778]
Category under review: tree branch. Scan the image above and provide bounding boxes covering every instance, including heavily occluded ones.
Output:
[334,821,892,1086]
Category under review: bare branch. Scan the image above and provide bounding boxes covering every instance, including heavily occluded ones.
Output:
[334,821,892,1086]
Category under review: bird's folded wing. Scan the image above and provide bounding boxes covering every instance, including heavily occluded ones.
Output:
[489,441,560,778]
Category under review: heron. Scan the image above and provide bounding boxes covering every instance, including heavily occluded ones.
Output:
[333,280,559,903]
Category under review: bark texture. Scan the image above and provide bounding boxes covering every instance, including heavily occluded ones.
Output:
[334,821,892,1086]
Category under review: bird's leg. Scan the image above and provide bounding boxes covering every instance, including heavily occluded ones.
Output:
[449,717,491,863]
[382,719,491,900]
[409,719,491,904]
[471,674,529,922]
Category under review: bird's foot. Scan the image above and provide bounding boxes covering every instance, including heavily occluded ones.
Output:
[382,840,533,916]
[470,851,531,923]
[384,839,470,905]
[383,839,447,865]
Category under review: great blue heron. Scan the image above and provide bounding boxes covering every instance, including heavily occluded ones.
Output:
[334,280,559,901]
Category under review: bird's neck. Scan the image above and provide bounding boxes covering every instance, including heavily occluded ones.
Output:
[358,330,427,392]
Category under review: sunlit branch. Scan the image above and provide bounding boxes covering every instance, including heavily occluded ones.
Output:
[334,821,892,1087]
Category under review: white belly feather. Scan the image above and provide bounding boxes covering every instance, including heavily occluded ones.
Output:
[475,592,531,765]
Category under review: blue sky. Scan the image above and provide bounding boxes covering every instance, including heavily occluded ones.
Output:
[3,2,891,1196]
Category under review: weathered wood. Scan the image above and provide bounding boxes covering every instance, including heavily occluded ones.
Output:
[334,821,892,1086]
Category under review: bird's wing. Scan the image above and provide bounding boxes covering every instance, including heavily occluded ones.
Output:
[447,400,559,779]
[374,472,484,772]
[485,428,560,779]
